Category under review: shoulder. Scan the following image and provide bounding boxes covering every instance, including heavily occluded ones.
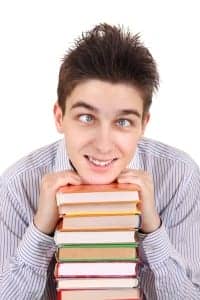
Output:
[134,137,200,188]
[137,138,200,217]
[137,137,198,170]
[1,140,62,186]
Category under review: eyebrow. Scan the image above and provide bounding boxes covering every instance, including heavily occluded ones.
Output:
[70,101,142,119]
[71,101,98,113]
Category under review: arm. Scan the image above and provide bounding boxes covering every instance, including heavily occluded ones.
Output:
[0,170,82,300]
[0,181,56,300]
[118,167,200,299]
[137,168,200,299]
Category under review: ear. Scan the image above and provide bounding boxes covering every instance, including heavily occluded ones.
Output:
[53,102,64,133]
[141,112,150,135]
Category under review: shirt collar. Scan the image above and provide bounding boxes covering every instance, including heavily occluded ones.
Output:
[53,138,73,172]
[127,144,141,170]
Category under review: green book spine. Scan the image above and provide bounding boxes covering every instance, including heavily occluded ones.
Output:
[58,257,139,262]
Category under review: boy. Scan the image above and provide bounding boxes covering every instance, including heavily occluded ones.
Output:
[0,23,200,300]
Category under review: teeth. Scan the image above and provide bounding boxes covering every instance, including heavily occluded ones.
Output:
[88,156,114,166]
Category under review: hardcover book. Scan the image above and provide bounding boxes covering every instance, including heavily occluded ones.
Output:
[56,183,140,205]
[57,288,141,300]
[56,277,139,289]
[54,229,137,245]
[57,213,141,231]
[56,243,138,262]
[55,261,137,277]
[58,200,139,215]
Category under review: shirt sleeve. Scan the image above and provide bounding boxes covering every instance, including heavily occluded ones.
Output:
[0,178,56,300]
[137,166,200,299]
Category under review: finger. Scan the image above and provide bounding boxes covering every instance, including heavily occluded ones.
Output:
[122,169,150,177]
[119,168,131,174]
[53,172,83,189]
[117,176,142,190]
[118,173,139,178]
[119,169,139,175]
[118,171,152,185]
[117,174,141,184]
[136,201,142,211]
[118,170,146,179]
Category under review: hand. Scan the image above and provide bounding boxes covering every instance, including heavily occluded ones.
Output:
[117,169,161,233]
[34,171,83,235]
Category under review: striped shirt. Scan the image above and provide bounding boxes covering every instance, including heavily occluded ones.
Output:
[0,137,200,300]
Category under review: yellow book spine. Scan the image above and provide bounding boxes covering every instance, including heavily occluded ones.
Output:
[64,210,141,217]
[59,200,140,206]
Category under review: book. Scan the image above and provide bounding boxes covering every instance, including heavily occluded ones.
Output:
[56,243,138,262]
[56,183,140,205]
[58,200,139,215]
[57,288,141,300]
[58,213,141,231]
[54,229,137,245]
[54,183,142,299]
[55,261,137,277]
[56,277,139,289]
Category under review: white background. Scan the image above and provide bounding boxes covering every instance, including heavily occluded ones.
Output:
[0,0,200,174]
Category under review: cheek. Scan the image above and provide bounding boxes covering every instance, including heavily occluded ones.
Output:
[118,135,140,157]
[65,133,90,156]
[123,142,137,156]
[67,127,95,148]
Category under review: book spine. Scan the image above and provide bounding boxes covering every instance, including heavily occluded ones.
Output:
[57,258,139,263]
[57,196,140,205]
[54,263,58,278]
[58,226,140,232]
[58,242,138,248]
[56,290,61,300]
[63,210,141,217]
[56,262,137,277]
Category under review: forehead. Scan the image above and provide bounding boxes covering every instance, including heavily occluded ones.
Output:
[66,79,144,113]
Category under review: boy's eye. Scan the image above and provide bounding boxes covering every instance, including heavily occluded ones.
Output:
[117,119,132,127]
[79,114,94,123]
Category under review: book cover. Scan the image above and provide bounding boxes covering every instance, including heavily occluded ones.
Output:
[56,183,140,205]
[58,200,139,215]
[58,214,141,231]
[54,229,137,245]
[55,261,137,277]
[56,277,139,289]
[56,243,138,262]
[57,288,141,300]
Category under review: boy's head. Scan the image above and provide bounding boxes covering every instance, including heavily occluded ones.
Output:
[54,23,159,184]
[57,23,159,118]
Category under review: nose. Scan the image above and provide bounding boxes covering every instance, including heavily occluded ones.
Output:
[93,124,113,155]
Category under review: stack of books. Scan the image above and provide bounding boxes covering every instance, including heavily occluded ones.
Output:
[54,183,142,300]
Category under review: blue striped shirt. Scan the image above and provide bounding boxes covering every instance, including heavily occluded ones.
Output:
[0,137,200,299]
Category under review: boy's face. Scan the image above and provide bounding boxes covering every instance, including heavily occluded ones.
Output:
[54,80,149,184]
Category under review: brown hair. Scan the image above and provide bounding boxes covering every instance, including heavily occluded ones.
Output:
[57,23,159,116]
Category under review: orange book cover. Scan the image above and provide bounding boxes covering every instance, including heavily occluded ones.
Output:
[56,183,140,206]
[58,182,140,193]
[57,243,139,262]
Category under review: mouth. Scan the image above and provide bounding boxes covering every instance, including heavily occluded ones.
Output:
[84,155,118,168]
